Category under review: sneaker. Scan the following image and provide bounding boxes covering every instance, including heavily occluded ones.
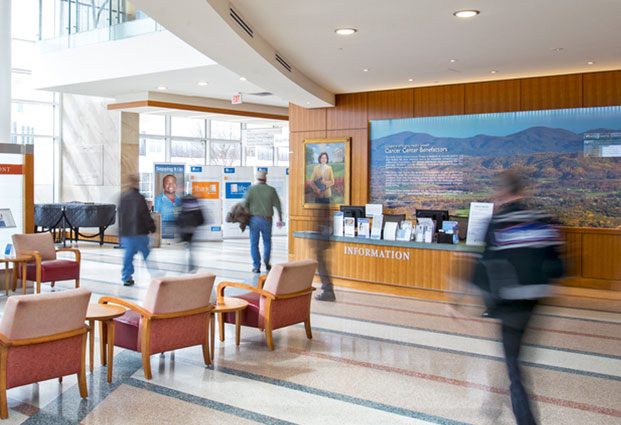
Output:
[252,268,261,274]
[265,263,272,271]
[315,291,336,302]
[123,279,135,287]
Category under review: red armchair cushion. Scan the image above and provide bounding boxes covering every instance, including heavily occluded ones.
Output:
[224,292,261,328]
[113,310,141,351]
[25,260,80,282]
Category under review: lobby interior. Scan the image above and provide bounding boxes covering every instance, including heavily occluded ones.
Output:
[0,1,620,424]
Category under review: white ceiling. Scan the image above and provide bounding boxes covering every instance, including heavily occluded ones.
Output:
[231,0,621,93]
[56,64,289,107]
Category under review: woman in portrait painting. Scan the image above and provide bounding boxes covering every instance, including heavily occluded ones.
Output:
[309,152,334,204]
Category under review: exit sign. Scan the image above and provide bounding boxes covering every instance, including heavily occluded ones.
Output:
[231,93,243,104]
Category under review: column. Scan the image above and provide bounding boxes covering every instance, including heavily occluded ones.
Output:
[120,111,139,188]
[0,0,11,144]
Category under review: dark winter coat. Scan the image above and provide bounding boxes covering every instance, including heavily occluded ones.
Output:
[225,203,251,232]
[118,188,156,236]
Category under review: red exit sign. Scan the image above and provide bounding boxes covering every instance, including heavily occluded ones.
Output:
[231,93,243,104]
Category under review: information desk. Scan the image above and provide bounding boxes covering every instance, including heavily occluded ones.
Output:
[292,231,482,295]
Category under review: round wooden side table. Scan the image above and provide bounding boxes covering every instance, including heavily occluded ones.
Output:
[0,255,31,295]
[210,297,249,361]
[86,303,126,383]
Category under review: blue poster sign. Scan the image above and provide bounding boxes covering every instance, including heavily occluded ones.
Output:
[224,168,235,173]
[154,164,185,174]
[210,226,222,231]
[190,166,202,173]
[257,167,268,172]
[225,182,251,199]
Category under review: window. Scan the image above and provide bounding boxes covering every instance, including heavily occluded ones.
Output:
[11,102,55,136]
[276,146,290,166]
[210,142,241,166]
[211,120,241,140]
[170,139,205,165]
[33,137,54,203]
[171,116,205,138]
[11,71,54,102]
[140,114,165,135]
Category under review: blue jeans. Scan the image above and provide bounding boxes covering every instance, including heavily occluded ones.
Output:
[249,216,272,269]
[121,235,151,282]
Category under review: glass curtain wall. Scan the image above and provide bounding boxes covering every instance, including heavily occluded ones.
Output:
[11,0,59,203]
[138,114,289,198]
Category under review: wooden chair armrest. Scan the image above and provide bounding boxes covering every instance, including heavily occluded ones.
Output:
[19,251,41,264]
[217,281,275,303]
[98,296,152,318]
[56,247,81,263]
[275,287,316,300]
[257,275,268,289]
[0,333,10,347]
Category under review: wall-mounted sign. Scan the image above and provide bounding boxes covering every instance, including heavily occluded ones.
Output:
[192,181,220,199]
[0,164,23,175]
[225,182,251,199]
[343,245,411,261]
[232,93,243,104]
[224,168,235,173]
[190,166,203,173]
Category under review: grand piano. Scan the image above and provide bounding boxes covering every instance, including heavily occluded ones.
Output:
[34,202,116,245]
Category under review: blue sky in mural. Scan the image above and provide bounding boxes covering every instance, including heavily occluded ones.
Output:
[370,106,621,140]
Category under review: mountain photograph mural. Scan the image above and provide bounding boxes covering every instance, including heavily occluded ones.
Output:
[369,107,621,228]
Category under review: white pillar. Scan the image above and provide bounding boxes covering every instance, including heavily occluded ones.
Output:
[0,0,11,144]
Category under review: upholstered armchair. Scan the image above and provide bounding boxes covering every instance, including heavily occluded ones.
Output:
[99,273,215,380]
[217,259,318,350]
[12,232,81,294]
[0,289,91,419]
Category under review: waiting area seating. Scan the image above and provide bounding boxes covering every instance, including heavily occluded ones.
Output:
[217,259,318,350]
[11,232,81,294]
[0,289,91,419]
[99,273,216,379]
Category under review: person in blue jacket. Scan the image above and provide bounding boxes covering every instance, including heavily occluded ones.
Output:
[154,174,181,238]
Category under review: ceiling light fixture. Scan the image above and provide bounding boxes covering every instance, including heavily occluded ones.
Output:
[408,78,414,82]
[157,86,167,90]
[363,68,369,72]
[449,59,457,63]
[490,70,498,74]
[335,28,357,36]
[552,47,564,52]
[239,77,247,81]
[453,10,480,18]
[587,61,594,65]
[197,81,208,86]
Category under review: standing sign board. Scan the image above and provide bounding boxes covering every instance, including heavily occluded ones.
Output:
[188,165,223,241]
[222,167,253,239]
[153,163,185,240]
[0,145,25,251]
[466,202,494,245]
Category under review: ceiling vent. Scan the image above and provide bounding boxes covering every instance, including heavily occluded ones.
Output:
[247,92,274,97]
[229,8,253,38]
[275,53,292,72]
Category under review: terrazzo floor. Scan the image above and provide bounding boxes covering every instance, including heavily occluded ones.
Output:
[0,237,619,424]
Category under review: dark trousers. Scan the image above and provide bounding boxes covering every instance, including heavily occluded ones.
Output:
[499,300,538,425]
[315,241,333,292]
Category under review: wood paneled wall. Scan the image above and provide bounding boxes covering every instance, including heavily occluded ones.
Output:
[289,70,621,291]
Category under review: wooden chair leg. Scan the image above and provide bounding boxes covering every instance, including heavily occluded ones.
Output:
[202,315,212,366]
[78,332,87,397]
[209,313,215,363]
[100,322,107,366]
[36,279,41,294]
[21,264,26,294]
[304,318,313,339]
[142,351,152,380]
[265,325,274,351]
[75,277,80,289]
[218,312,225,342]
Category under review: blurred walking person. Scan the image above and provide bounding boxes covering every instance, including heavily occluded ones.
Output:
[118,175,157,286]
[475,170,564,425]
[177,193,205,272]
[313,201,335,301]
[243,170,284,273]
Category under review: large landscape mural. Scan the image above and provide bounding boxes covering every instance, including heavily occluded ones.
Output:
[369,106,621,228]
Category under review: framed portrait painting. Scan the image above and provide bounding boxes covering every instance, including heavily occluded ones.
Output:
[303,138,350,208]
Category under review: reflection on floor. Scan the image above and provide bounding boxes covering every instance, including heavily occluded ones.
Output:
[1,237,619,424]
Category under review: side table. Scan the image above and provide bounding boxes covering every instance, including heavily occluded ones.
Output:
[86,303,126,383]
[210,297,248,361]
[0,255,31,295]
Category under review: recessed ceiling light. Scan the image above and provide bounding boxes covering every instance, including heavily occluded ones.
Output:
[408,78,414,82]
[490,70,498,74]
[197,81,208,86]
[335,28,357,36]
[239,77,247,81]
[449,59,457,63]
[453,10,480,18]
[587,61,595,65]
[552,47,564,52]
[157,86,167,90]
[363,68,369,72]
[306,102,310,105]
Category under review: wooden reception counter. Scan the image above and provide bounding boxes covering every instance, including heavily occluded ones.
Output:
[292,231,482,297]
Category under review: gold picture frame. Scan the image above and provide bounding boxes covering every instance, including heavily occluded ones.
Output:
[303,138,351,209]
